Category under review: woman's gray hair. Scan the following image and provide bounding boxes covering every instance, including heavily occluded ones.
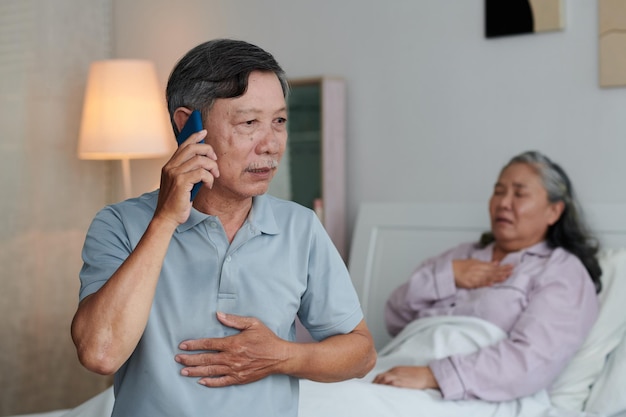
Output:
[165,39,289,136]
[507,151,574,211]
[482,150,602,292]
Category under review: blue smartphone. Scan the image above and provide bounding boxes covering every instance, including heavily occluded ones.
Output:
[176,110,204,201]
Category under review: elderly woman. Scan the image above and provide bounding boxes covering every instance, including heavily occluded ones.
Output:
[373,151,602,402]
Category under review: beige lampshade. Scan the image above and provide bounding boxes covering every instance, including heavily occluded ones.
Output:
[78,59,173,159]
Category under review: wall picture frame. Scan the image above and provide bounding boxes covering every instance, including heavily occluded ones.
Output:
[485,0,564,38]
[599,0,626,87]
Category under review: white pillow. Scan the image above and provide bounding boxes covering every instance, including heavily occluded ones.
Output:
[549,248,626,411]
[584,330,626,415]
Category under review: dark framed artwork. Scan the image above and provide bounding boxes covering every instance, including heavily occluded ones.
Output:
[485,0,564,38]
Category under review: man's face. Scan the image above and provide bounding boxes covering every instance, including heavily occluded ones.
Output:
[205,71,287,200]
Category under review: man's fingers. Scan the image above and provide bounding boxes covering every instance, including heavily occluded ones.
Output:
[216,312,256,330]
[178,129,208,147]
[198,375,239,387]
[178,337,229,352]
[176,351,222,366]
[177,313,259,352]
[180,364,231,378]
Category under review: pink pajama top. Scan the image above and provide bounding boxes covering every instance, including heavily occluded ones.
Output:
[385,241,599,401]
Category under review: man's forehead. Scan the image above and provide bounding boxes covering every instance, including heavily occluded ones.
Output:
[223,94,286,113]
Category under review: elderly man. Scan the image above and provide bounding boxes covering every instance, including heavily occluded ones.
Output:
[71,39,375,417]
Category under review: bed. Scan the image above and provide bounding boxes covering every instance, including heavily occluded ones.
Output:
[299,203,626,417]
[10,202,626,417]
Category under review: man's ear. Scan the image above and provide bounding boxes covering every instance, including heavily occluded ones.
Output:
[173,107,193,133]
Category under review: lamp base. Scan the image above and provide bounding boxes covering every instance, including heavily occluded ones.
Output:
[121,158,132,200]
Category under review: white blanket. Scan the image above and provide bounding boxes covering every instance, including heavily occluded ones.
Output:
[298,316,600,417]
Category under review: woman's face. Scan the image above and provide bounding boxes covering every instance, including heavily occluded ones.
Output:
[489,162,563,254]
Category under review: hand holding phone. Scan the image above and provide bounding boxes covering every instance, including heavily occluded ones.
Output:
[176,110,204,201]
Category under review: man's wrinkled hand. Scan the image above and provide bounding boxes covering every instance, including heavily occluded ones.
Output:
[175,312,288,387]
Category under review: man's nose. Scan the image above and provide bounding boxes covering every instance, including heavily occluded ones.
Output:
[257,124,281,154]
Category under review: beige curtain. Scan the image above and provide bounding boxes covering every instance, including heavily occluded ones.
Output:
[0,0,113,414]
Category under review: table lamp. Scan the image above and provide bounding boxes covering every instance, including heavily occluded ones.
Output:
[77,59,173,199]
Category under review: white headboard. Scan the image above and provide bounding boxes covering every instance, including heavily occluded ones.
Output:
[348,202,626,350]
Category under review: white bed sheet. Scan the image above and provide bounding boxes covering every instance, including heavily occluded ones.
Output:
[344,202,626,417]
[13,387,115,417]
[299,316,598,417]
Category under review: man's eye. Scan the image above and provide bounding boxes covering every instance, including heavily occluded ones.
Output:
[276,117,287,124]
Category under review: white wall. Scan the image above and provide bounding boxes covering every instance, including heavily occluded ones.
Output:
[113,0,626,243]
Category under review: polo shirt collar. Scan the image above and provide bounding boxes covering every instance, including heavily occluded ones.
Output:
[175,194,280,235]
[176,207,211,233]
[247,194,280,236]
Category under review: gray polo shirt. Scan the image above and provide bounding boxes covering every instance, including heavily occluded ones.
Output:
[79,191,363,417]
